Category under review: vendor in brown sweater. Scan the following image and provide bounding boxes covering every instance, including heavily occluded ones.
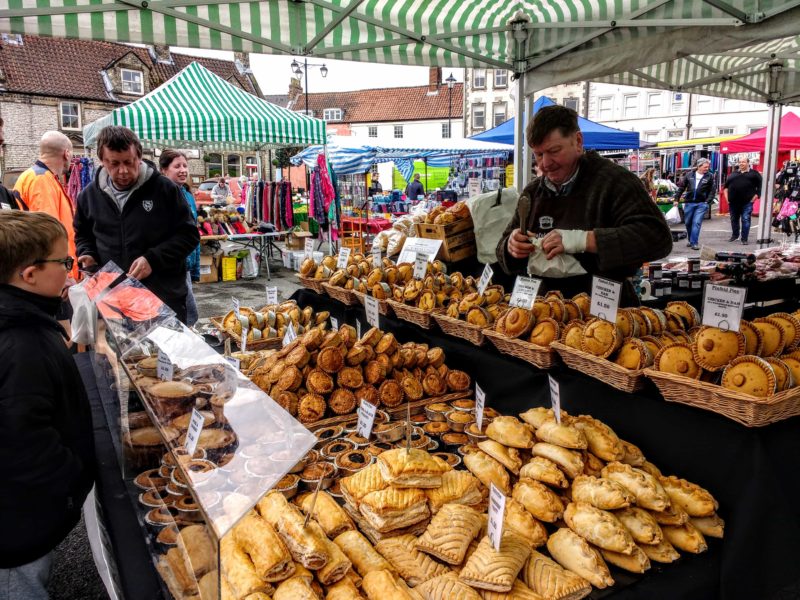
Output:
[496,105,672,305]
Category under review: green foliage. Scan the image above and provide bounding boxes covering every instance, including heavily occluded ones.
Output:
[274,147,304,169]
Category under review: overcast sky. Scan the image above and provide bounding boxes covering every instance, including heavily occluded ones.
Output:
[172,47,464,95]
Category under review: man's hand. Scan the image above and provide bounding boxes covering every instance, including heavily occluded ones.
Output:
[507,228,536,259]
[77,255,98,280]
[128,257,152,280]
[541,230,565,260]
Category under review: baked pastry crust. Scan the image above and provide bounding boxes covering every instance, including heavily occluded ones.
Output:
[522,550,591,600]
[377,448,450,489]
[768,312,800,351]
[318,346,346,373]
[401,375,424,401]
[478,580,547,600]
[379,379,405,408]
[502,307,535,339]
[340,462,388,508]
[346,344,371,367]
[317,537,353,586]
[416,572,481,600]
[654,343,702,379]
[561,320,586,350]
[573,415,625,462]
[563,502,636,554]
[531,443,584,480]
[220,535,274,598]
[529,318,561,347]
[477,439,522,474]
[503,497,548,549]
[445,369,471,392]
[600,462,671,511]
[650,503,690,526]
[614,506,663,545]
[580,319,622,358]
[600,546,650,574]
[463,450,511,495]
[546,528,614,589]
[519,407,569,430]
[338,366,365,389]
[306,368,334,394]
[739,319,764,356]
[375,534,450,587]
[298,392,326,423]
[512,478,565,523]
[721,355,776,398]
[298,490,354,538]
[764,358,793,391]
[689,514,725,539]
[329,388,357,415]
[519,456,569,489]
[365,360,387,385]
[534,419,587,450]
[459,532,531,592]
[661,522,708,553]
[272,575,319,600]
[614,338,654,370]
[256,492,330,570]
[752,317,786,357]
[486,416,534,448]
[424,470,482,514]
[620,440,646,467]
[176,523,215,578]
[615,308,640,339]
[570,475,635,510]
[334,530,394,578]
[639,307,666,335]
[692,326,745,371]
[416,503,483,565]
[640,538,681,563]
[359,487,430,533]
[665,301,700,329]
[325,577,366,600]
[658,475,718,517]
[232,512,293,582]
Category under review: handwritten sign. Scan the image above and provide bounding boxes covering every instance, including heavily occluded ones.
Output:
[397,237,442,265]
[702,284,746,331]
[475,384,486,431]
[157,350,173,381]
[365,295,380,328]
[548,375,561,424]
[184,408,205,455]
[232,296,241,318]
[510,276,542,309]
[283,322,297,347]
[413,253,429,280]
[304,237,315,258]
[488,484,507,551]
[590,276,621,323]
[266,286,278,306]
[477,264,494,296]
[356,399,378,439]
[337,247,351,270]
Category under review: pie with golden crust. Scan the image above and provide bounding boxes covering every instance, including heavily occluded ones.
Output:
[654,343,702,379]
[528,318,561,347]
[751,317,786,357]
[463,450,510,495]
[580,319,623,358]
[416,503,483,565]
[424,470,483,514]
[692,326,745,372]
[561,320,586,350]
[379,380,405,408]
[563,502,636,555]
[306,368,334,395]
[769,312,800,351]
[534,418,587,450]
[640,538,681,563]
[519,456,569,489]
[503,497,548,549]
[340,462,388,508]
[459,532,531,592]
[318,346,346,373]
[601,545,651,574]
[661,522,708,554]
[615,309,640,339]
[501,307,535,339]
[486,416,534,448]
[298,393,326,423]
[375,534,450,587]
[376,448,450,488]
[614,338,654,370]
[416,572,481,600]
[547,528,614,589]
[658,475,718,517]
[359,487,430,533]
[721,356,776,398]
[573,415,625,462]
[665,301,700,328]
[764,358,793,391]
[445,369,471,392]
[477,439,522,474]
[689,514,725,539]
[530,442,584,480]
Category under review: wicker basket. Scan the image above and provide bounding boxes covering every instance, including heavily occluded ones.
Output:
[386,300,434,329]
[645,369,800,427]
[551,341,648,393]
[297,275,327,294]
[353,290,393,316]
[431,310,485,346]
[209,317,283,351]
[483,329,559,369]
[322,282,360,306]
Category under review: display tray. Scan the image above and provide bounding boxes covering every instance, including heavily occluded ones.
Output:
[551,341,649,393]
[209,316,283,351]
[321,282,360,305]
[351,290,392,316]
[387,299,435,329]
[482,328,560,369]
[297,274,327,294]
[645,368,800,427]
[431,310,485,346]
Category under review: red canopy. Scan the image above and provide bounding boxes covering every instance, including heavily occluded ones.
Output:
[720,112,800,153]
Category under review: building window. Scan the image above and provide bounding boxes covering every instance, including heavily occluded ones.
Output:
[441,122,451,139]
[563,97,579,112]
[646,92,662,116]
[718,126,735,136]
[368,126,378,138]
[120,68,144,95]
[493,102,507,128]
[472,104,486,130]
[207,153,223,178]
[644,131,659,142]
[622,94,638,119]
[693,128,710,138]
[473,69,486,89]
[323,108,342,121]
[721,98,737,111]
[394,125,403,139]
[59,101,81,130]
[493,69,508,88]
[245,156,257,175]
[597,96,613,120]
[668,129,683,140]
[227,154,241,178]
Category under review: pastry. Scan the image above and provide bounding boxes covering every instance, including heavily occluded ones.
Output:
[401,375,425,401]
[286,344,311,368]
[615,309,640,338]
[417,572,481,600]
[689,514,725,539]
[365,360,387,385]
[580,319,623,358]
[769,312,800,351]
[519,456,569,489]
[425,469,483,514]
[752,317,786,357]
[477,439,522,474]
[639,538,681,563]
[219,534,276,600]
[326,577,366,600]
[329,388,357,415]
[639,307,666,335]
[422,371,447,397]
[503,497,548,548]
[739,320,764,356]
[546,528,614,589]
[563,502,636,554]
[533,419,587,450]
[522,550,591,600]
[600,546,650,574]
[176,523,215,577]
[359,487,430,533]
[298,392,327,423]
[272,575,319,600]
[721,356,776,398]
[157,547,199,597]
[297,490,354,538]
[764,358,793,391]
[639,460,662,479]
[519,406,568,429]
[346,345,371,367]
[338,366,365,390]
[531,443,584,480]
[375,534,450,587]
[692,326,745,371]
[661,522,708,553]
[479,580,547,600]
[614,338,654,370]
[582,452,605,478]
[600,462,671,511]
[232,512,294,581]
[379,379,405,408]
[361,569,416,600]
[512,479,564,523]
[546,298,567,323]
[614,506,663,545]
[459,532,531,592]
[620,440,646,467]
[650,503,690,526]
[340,462,388,508]
[318,346,346,373]
[561,320,586,350]
[256,492,330,570]
[500,307,535,339]
[486,416,534,448]
[528,318,561,347]
[463,450,511,495]
[377,448,450,489]
[570,475,634,510]
[306,368,334,394]
[654,343,702,379]
[665,301,700,328]
[334,530,394,577]
[572,416,624,462]
[355,384,380,408]
[446,370,471,392]
[416,503,483,565]
[639,335,664,359]
[658,475,718,517]
[274,391,299,416]
[317,537,353,586]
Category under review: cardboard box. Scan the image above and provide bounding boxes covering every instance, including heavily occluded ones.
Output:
[415,217,476,262]
[198,255,219,284]
[287,230,313,250]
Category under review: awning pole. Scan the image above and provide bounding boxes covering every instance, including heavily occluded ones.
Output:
[522,94,534,189]
[757,102,783,248]
[513,75,526,192]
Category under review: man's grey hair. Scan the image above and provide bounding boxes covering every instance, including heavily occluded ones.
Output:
[696,158,710,167]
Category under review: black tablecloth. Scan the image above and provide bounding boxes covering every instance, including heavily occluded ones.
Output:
[294,289,800,600]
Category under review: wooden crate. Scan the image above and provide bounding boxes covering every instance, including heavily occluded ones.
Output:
[415,217,476,262]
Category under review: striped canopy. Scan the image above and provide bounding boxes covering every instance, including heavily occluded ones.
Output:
[82,61,326,149]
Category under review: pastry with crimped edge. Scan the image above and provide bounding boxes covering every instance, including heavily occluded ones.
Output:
[654,343,702,379]
[512,478,565,523]
[615,309,640,339]
[521,549,592,600]
[499,307,535,339]
[563,501,637,555]
[763,357,794,391]
[658,475,719,517]
[665,300,700,329]
[580,319,623,358]
[546,528,615,589]
[459,532,531,593]
[570,475,634,510]
[739,319,763,356]
[769,312,800,352]
[561,320,585,350]
[601,462,671,511]
[614,338,654,370]
[751,317,786,357]
[529,317,562,347]
[691,326,745,371]
[614,506,663,545]
[721,355,777,398]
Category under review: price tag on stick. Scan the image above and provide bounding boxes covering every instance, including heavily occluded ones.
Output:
[413,253,429,280]
[702,284,746,331]
[157,350,173,381]
[475,384,486,431]
[232,296,241,319]
[337,247,351,269]
[356,319,362,338]
[266,286,278,306]
[283,322,297,347]
[488,484,507,551]
[356,399,378,439]
[372,245,382,269]
[184,408,205,455]
[590,276,621,324]
[548,375,562,424]
[510,276,542,309]
[365,295,380,328]
[304,237,315,259]
[477,264,494,296]
[241,324,248,352]
[330,316,339,331]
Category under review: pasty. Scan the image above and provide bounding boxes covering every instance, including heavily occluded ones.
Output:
[361,569,415,600]
[424,470,483,514]
[340,462,388,508]
[219,536,273,598]
[459,532,531,592]
[176,524,216,580]
[334,530,394,578]
[377,448,450,489]
[416,573,481,600]
[521,550,591,600]
[572,416,624,462]
[519,407,569,430]
[600,462,671,511]
[639,538,681,563]
[689,514,725,539]
[503,498,548,548]
[661,522,708,554]
[563,502,636,555]
[416,503,483,565]
[639,460,662,479]
[256,492,330,570]
[512,479,564,523]
[478,580,547,600]
[298,490,355,537]
[570,475,634,510]
[232,512,294,581]
[582,452,605,478]
[317,537,353,586]
[650,503,690,526]
[477,440,523,474]
[533,419,587,450]
[519,456,569,489]
[614,506,663,545]
[272,575,319,600]
[326,577,367,600]
[463,451,511,495]
[486,416,534,448]
[658,475,718,517]
[375,534,450,587]
[600,546,650,574]
[546,528,614,589]
[359,487,430,533]
[620,440,645,467]
[530,443,584,480]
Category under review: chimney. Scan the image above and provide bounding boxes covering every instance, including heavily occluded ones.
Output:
[151,44,173,64]
[428,67,441,93]
[288,77,304,107]
[234,51,250,69]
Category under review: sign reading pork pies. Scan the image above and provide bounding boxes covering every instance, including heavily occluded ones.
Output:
[702,284,746,331]
[590,276,621,323]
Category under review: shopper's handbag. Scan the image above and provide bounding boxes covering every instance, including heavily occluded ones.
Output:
[68,281,97,345]
[665,205,682,226]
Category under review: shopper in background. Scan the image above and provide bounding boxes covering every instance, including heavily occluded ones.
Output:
[674,158,716,251]
[0,211,95,600]
[723,157,762,245]
[368,172,383,196]
[211,177,230,205]
[159,150,200,326]
[405,173,425,200]
[74,126,199,323]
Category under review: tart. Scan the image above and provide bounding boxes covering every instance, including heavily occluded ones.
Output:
[315,426,343,445]
[581,319,623,358]
[666,301,700,329]
[446,410,475,432]
[317,346,345,373]
[300,462,337,490]
[379,379,405,408]
[721,356,776,398]
[614,338,654,370]
[432,452,461,468]
[139,490,166,508]
[752,318,786,357]
[739,320,764,356]
[452,399,475,411]
[126,426,180,470]
[134,468,168,491]
[692,327,745,371]
[136,356,160,378]
[127,412,153,430]
[345,431,370,447]
[274,391,299,416]
[275,474,300,499]
[305,368,334,395]
[529,318,561,347]
[338,366,365,390]
[424,421,451,436]
[763,358,794,392]
[768,313,800,352]
[561,320,585,350]
[654,343,702,379]
[298,393,327,423]
[425,403,450,422]
[320,439,355,459]
[145,381,197,420]
[355,384,380,407]
[374,422,405,443]
[335,449,373,476]
[172,459,216,487]
[445,370,471,392]
[180,429,237,459]
[329,388,357,415]
[156,524,179,546]
[441,432,469,447]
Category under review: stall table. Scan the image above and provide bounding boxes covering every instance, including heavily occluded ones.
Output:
[340,216,393,234]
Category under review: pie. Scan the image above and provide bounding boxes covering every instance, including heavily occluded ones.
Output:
[651,503,690,526]
[416,572,482,600]
[654,343,703,379]
[768,312,800,351]
[639,307,666,335]
[521,550,592,600]
[600,462,671,511]
[572,416,625,462]
[563,502,636,554]
[518,407,567,430]
[739,320,764,356]
[721,356,776,398]
[621,440,646,467]
[570,475,635,510]
[519,456,569,489]
[334,530,394,577]
[614,506,663,545]
[665,301,700,328]
[561,321,585,350]
[176,524,215,578]
[329,388,357,415]
[478,580,546,600]
[379,380,405,408]
[306,368,334,394]
[376,448,450,489]
[546,528,614,589]
[531,443,584,480]
[445,370,471,392]
[580,319,623,358]
[764,358,793,391]
[658,475,718,517]
[375,534,450,587]
[297,490,354,538]
[463,450,511,495]
[359,487,430,533]
[615,309,640,338]
[298,393,327,423]
[458,532,531,592]
[486,416,534,448]
[751,317,785,357]
[424,470,483,514]
[501,307,535,339]
[692,326,745,371]
[318,346,346,373]
[416,503,483,565]
[477,439,522,475]
[533,419,587,450]
[528,318,561,347]
[614,338,653,370]
[512,479,564,523]
[232,512,293,582]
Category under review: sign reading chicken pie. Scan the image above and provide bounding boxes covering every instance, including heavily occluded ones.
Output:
[590,276,621,324]
[702,284,746,331]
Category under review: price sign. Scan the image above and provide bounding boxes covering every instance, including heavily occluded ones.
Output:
[372,245,382,269]
[590,276,621,323]
[283,322,297,347]
[702,284,746,331]
[510,276,542,309]
[397,238,442,265]
[477,264,494,296]
[337,247,352,270]
[548,375,561,424]
[304,237,315,258]
[157,350,173,381]
[356,399,378,439]
[232,296,241,318]
[475,384,486,431]
[413,253,429,280]
[330,316,339,331]
[225,356,240,370]
[365,295,380,328]
[488,484,507,551]
[241,324,248,352]
[184,408,205,455]
[266,286,278,306]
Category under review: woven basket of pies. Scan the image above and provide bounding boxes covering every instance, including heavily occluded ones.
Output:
[297,253,335,294]
[431,284,507,347]
[387,264,475,330]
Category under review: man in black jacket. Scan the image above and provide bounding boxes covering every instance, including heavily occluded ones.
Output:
[0,211,95,598]
[723,157,762,244]
[405,173,425,200]
[74,126,199,322]
[675,158,717,250]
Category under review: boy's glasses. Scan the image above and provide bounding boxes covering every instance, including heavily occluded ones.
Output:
[32,256,75,270]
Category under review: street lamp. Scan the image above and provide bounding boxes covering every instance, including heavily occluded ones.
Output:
[290,58,329,116]
[446,73,456,139]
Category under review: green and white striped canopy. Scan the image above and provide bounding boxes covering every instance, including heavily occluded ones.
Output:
[82,61,327,149]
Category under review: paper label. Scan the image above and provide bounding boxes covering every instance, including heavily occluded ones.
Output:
[330,316,339,331]
[304,237,314,258]
[266,286,278,305]
[241,324,248,352]
[356,319,362,338]
[337,247,351,269]
[184,408,205,455]
[509,276,542,309]
[365,295,380,328]
[157,350,173,381]
[488,484,506,551]
[224,356,240,370]
[590,276,621,323]
[372,245,382,269]
[356,399,378,439]
[477,264,494,296]
[413,253,429,280]
[397,237,442,265]
[475,384,486,431]
[702,284,746,331]
[548,375,561,424]
[232,297,241,318]
[283,322,297,347]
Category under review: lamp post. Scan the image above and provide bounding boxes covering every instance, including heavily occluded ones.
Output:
[446,72,456,139]
[290,58,329,116]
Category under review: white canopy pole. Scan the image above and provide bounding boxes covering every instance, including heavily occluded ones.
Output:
[757,62,786,248]
[522,93,534,190]
[513,74,526,193]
